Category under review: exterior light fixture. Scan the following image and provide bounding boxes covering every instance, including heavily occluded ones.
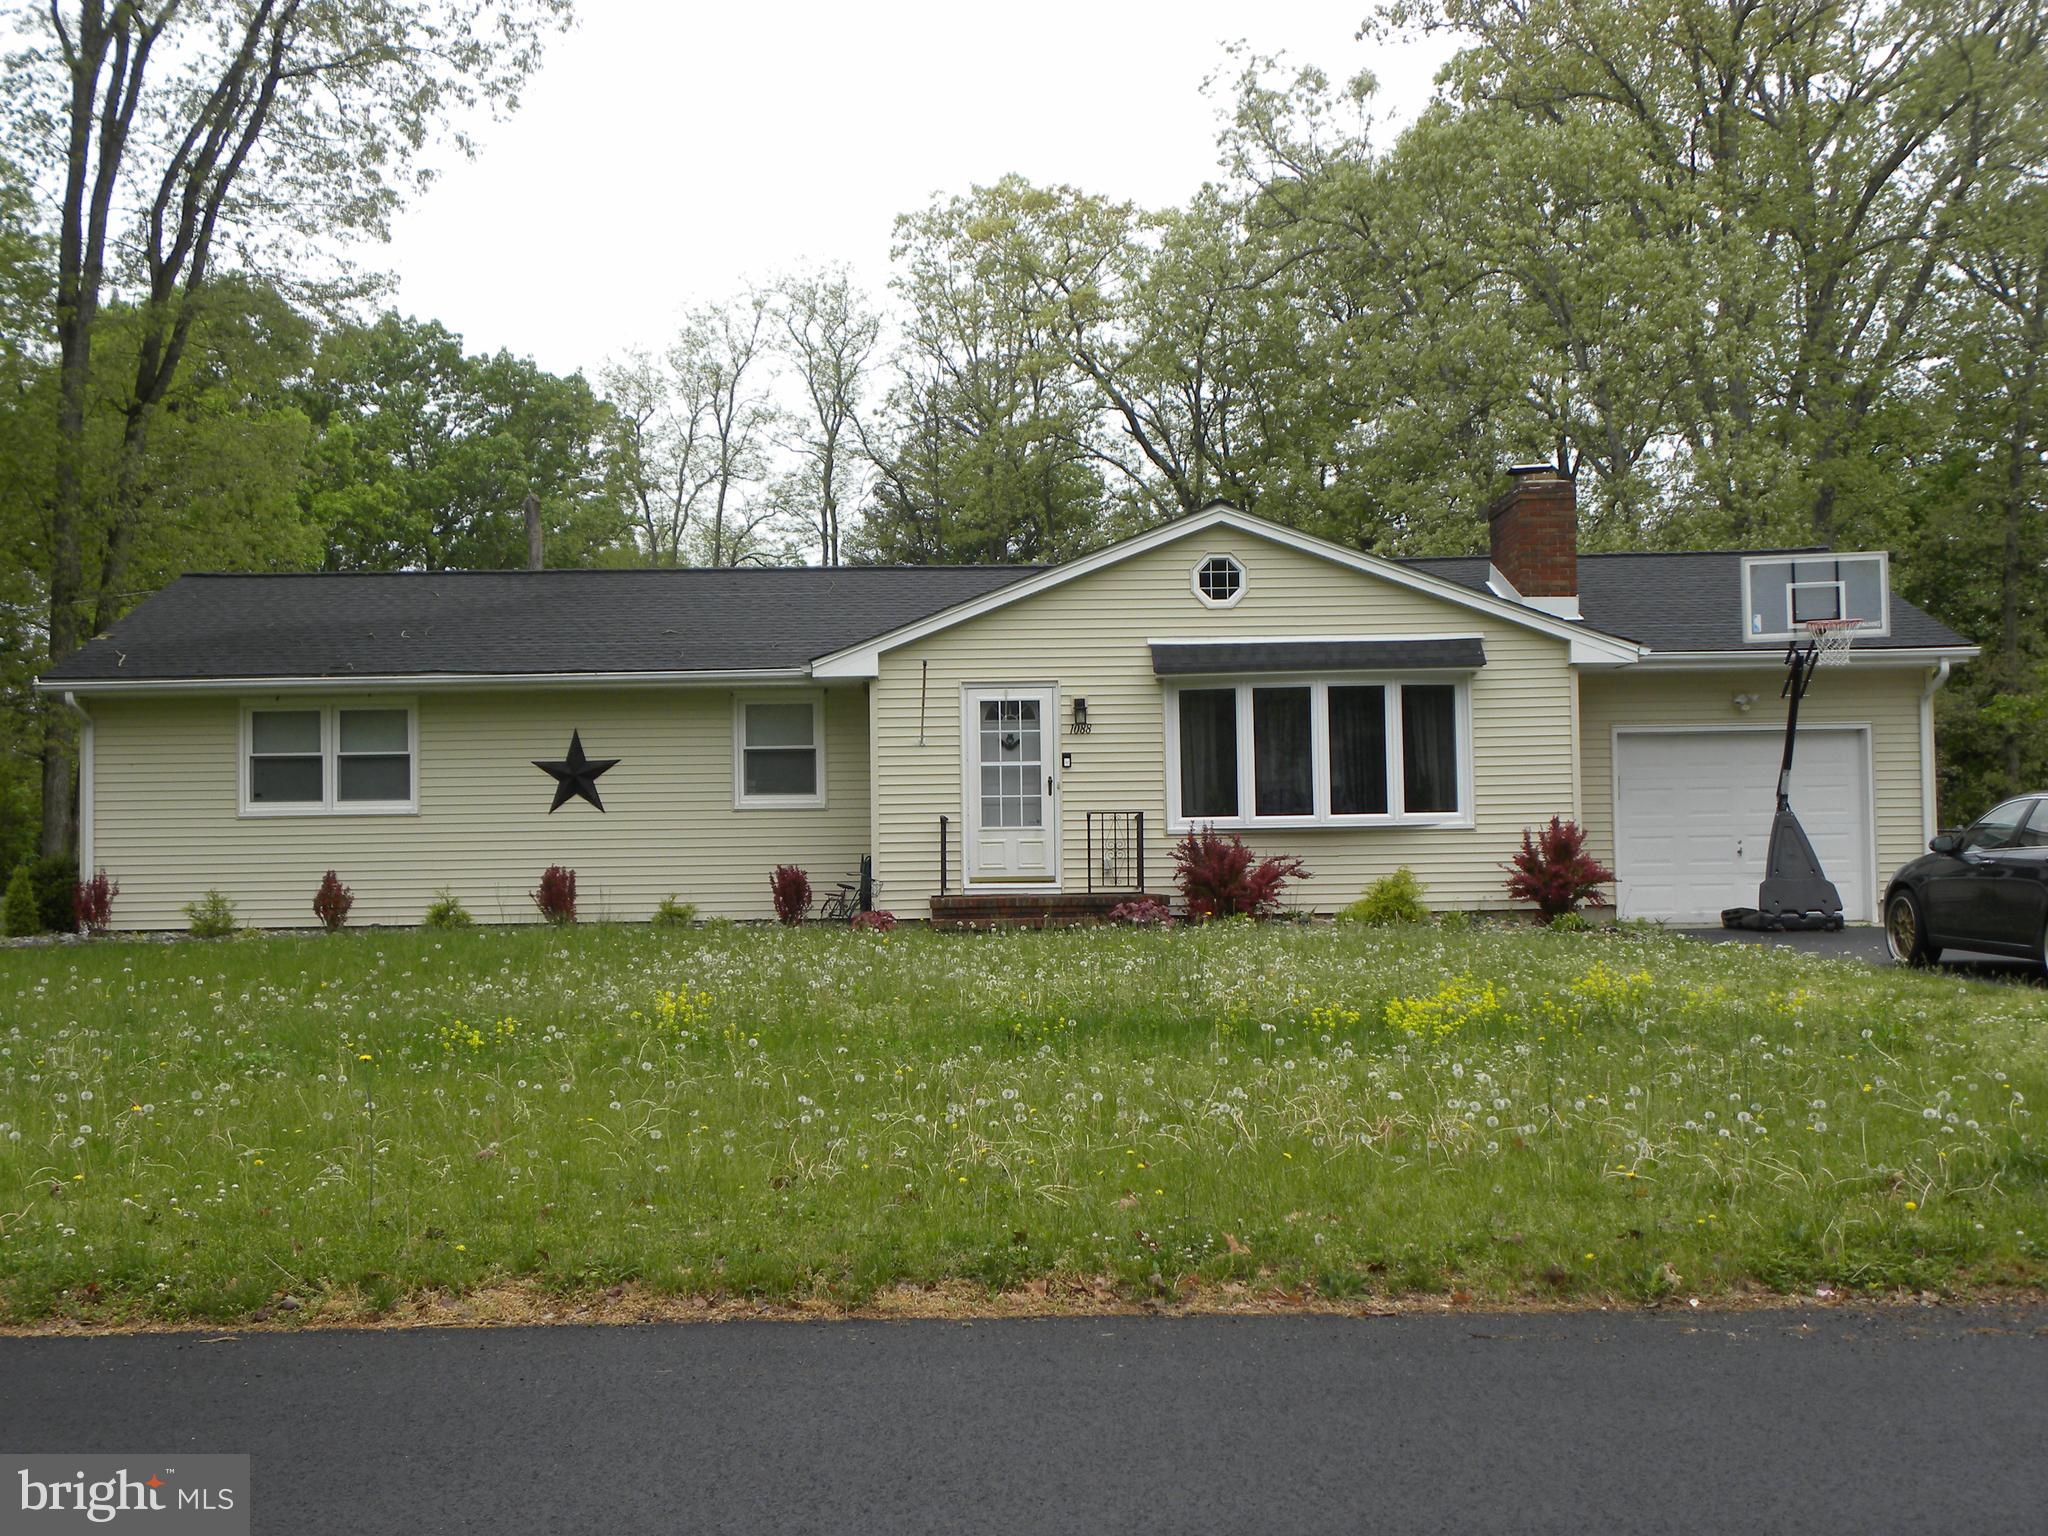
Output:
[1072,697,1091,733]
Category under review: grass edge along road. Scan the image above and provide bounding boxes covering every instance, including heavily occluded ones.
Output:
[1,920,2043,1325]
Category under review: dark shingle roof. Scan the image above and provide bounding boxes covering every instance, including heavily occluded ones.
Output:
[41,542,1972,686]
[40,566,1042,682]
[1151,638,1488,674]
[1403,551,1969,652]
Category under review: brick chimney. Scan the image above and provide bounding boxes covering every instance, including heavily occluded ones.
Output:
[1487,464,1577,616]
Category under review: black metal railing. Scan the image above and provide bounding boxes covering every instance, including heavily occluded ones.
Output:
[1085,810,1146,893]
[938,815,950,894]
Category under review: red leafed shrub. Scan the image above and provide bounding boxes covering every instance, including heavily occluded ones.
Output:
[531,864,577,925]
[72,869,119,935]
[1171,827,1310,919]
[770,865,812,925]
[849,908,897,932]
[1504,816,1616,918]
[312,870,354,932]
[1107,897,1174,927]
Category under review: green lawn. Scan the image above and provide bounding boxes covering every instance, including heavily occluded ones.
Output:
[1,920,2044,1323]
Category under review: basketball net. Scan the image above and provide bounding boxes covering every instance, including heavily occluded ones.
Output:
[1803,616,1864,667]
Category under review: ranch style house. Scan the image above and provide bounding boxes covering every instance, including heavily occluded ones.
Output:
[34,467,1976,929]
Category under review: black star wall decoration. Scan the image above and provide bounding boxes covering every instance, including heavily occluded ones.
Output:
[533,730,620,812]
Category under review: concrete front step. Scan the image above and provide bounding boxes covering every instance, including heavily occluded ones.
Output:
[928,892,1169,929]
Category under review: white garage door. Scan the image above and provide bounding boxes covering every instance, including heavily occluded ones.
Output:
[1613,728,1873,924]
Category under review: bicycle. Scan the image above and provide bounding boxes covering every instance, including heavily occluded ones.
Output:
[818,881,862,922]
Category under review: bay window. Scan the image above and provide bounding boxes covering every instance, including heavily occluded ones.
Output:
[1167,678,1469,828]
[242,701,416,815]
[1176,687,1238,819]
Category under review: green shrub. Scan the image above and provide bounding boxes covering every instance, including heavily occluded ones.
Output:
[1549,910,1594,933]
[30,854,78,932]
[1436,908,1473,933]
[1336,867,1430,926]
[422,888,474,929]
[650,895,697,929]
[3,863,37,937]
[184,890,238,939]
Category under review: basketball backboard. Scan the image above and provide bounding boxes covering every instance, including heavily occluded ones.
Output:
[1741,553,1889,642]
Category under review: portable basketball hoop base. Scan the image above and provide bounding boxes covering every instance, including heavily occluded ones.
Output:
[1721,620,1861,932]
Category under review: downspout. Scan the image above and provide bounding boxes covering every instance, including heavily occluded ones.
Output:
[1918,661,1952,843]
[56,691,94,898]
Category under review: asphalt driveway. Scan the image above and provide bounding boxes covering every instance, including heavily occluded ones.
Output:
[1678,924,2042,980]
[2,1308,2043,1534]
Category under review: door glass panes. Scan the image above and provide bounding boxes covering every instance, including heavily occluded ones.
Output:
[1328,685,1388,815]
[1965,799,2031,851]
[979,697,1043,828]
[1177,688,1239,819]
[2014,803,2048,849]
[249,710,322,803]
[1252,687,1312,816]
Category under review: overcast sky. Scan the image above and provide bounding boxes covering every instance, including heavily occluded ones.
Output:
[382,1,1459,381]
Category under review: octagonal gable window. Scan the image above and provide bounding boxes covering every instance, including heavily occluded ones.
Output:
[1193,553,1245,608]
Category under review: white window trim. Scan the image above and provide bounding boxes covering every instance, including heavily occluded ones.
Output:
[733,689,828,810]
[1740,552,1891,641]
[1163,674,1474,832]
[237,698,418,817]
[1190,551,1247,608]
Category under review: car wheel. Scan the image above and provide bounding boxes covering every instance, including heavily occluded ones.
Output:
[1884,890,1940,967]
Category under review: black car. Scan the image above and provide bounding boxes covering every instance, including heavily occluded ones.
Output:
[1883,794,2048,968]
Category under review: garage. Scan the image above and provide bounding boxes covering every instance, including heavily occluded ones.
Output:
[1612,727,1875,924]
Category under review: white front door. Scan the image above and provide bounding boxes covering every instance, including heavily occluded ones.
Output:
[965,686,1057,884]
[1613,727,1874,923]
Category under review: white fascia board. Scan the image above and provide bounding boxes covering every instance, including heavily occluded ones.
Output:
[34,667,816,696]
[1631,646,1979,670]
[811,505,1640,677]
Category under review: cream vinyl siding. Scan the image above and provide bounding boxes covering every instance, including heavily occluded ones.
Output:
[1579,666,1932,916]
[871,528,1581,913]
[88,685,871,928]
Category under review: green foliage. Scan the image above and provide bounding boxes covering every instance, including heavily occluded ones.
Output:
[305,314,630,572]
[2,863,36,937]
[650,896,698,929]
[183,891,238,940]
[29,855,77,933]
[422,889,475,930]
[1549,911,1594,933]
[1337,867,1431,926]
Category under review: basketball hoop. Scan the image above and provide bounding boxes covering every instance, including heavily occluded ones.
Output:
[1802,617,1864,667]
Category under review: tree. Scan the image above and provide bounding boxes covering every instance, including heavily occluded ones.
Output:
[305,314,625,571]
[1369,0,2045,545]
[0,153,49,877]
[775,267,880,565]
[6,0,573,854]
[857,186,1103,565]
[599,349,713,566]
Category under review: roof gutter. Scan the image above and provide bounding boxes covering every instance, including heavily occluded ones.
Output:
[1919,658,1955,842]
[32,667,818,697]
[1630,646,1979,670]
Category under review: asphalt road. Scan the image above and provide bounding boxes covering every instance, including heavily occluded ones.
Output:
[4,1308,2044,1534]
